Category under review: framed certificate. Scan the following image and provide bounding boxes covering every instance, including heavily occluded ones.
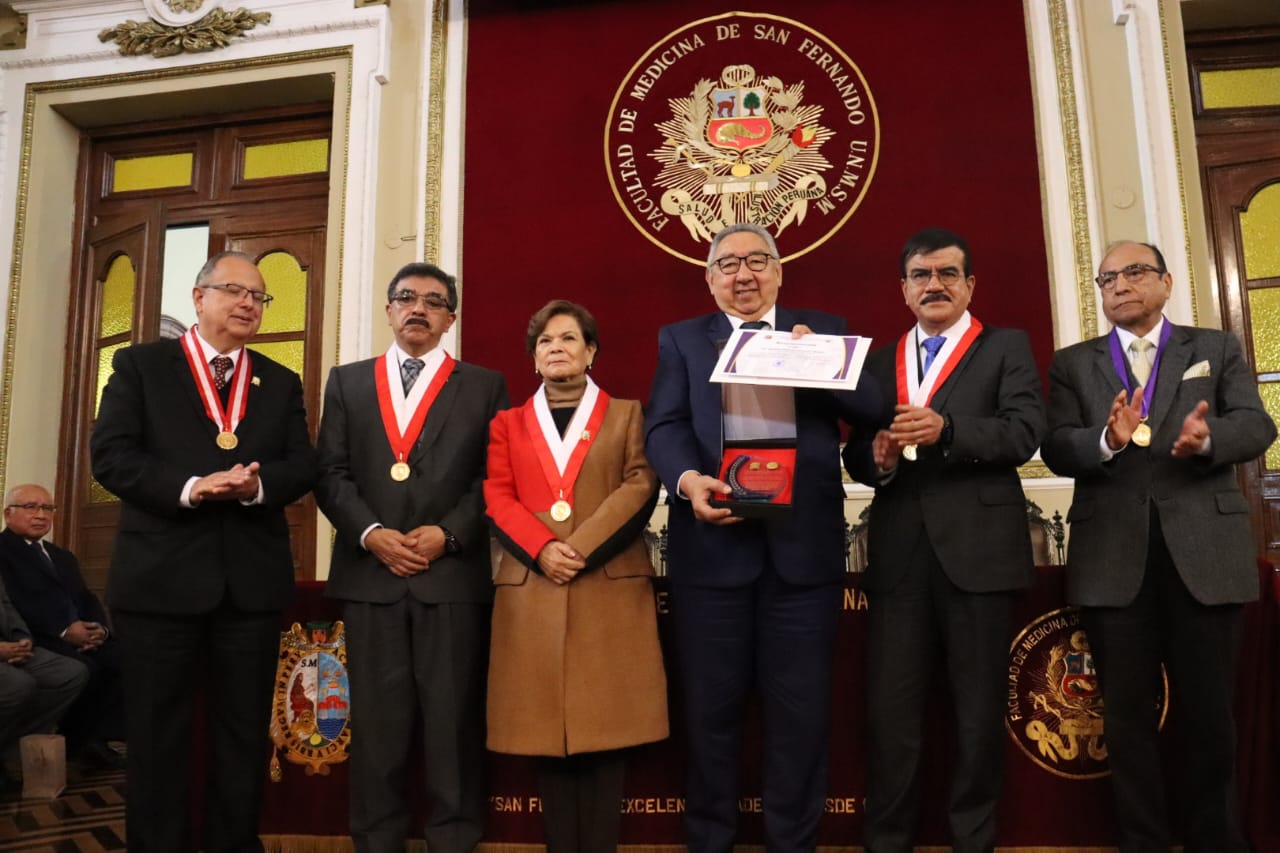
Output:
[711,328,872,390]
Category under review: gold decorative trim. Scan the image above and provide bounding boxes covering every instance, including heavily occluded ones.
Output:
[99,7,271,58]
[424,0,448,266]
[0,85,38,501]
[1018,459,1058,479]
[1,47,353,500]
[1157,2,1199,327]
[334,53,354,368]
[1048,0,1098,341]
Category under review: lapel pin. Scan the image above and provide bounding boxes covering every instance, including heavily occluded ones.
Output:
[251,376,261,386]
[581,430,591,442]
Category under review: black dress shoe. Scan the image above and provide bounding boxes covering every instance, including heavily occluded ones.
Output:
[71,740,125,771]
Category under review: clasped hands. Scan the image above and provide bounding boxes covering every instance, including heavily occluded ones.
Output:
[537,541,584,585]
[1105,386,1210,457]
[191,462,261,504]
[63,620,108,652]
[0,638,32,665]
[367,525,447,577]
[872,405,946,471]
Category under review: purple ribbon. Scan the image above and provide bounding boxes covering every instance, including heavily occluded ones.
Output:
[1107,318,1173,419]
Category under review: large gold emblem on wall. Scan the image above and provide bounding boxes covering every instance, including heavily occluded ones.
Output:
[605,12,879,264]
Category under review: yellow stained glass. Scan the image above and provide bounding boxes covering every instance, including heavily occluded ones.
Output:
[95,341,127,418]
[1258,382,1280,470]
[112,152,194,192]
[250,340,305,379]
[242,139,329,180]
[1201,67,1280,110]
[256,252,306,334]
[1240,183,1280,282]
[1249,288,1280,374]
[98,253,135,338]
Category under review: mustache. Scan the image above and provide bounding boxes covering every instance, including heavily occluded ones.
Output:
[920,293,951,305]
[404,317,430,327]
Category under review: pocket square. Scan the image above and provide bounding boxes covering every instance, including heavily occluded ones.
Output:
[1181,360,1211,380]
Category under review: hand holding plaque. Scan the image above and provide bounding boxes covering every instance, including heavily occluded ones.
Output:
[710,442,796,518]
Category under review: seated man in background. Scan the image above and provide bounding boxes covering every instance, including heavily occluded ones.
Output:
[0,484,124,769]
[0,573,88,792]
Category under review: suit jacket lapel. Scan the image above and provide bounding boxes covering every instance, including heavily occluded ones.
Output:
[409,360,462,465]
[1090,336,1126,404]
[1147,324,1193,436]
[170,341,219,441]
[928,329,986,411]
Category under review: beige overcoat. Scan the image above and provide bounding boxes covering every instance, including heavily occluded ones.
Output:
[484,394,668,756]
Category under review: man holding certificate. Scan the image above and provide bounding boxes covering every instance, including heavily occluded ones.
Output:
[842,228,1045,853]
[645,223,879,853]
[315,263,508,853]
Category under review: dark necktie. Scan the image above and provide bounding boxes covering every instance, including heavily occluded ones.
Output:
[740,320,769,330]
[211,356,233,390]
[401,358,425,395]
[31,540,55,573]
[922,335,946,373]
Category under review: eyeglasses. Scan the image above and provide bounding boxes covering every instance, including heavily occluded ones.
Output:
[6,503,56,512]
[906,267,965,287]
[201,283,274,306]
[1095,263,1162,291]
[390,291,453,311]
[711,253,776,275]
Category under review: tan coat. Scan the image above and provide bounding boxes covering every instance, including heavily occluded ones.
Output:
[484,395,668,756]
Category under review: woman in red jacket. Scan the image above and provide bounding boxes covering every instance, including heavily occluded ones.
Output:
[484,299,668,853]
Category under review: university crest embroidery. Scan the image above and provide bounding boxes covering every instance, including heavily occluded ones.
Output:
[1006,608,1168,780]
[605,12,879,263]
[269,621,351,779]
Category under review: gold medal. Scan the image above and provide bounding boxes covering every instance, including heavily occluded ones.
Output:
[902,443,918,462]
[1132,422,1152,447]
[216,431,238,450]
[390,461,411,481]
[549,499,572,522]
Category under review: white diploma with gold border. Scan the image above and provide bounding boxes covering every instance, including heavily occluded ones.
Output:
[711,328,872,390]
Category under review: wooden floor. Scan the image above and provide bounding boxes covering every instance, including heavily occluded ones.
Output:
[0,766,126,852]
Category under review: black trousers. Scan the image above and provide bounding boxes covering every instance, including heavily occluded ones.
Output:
[863,535,1014,853]
[112,601,279,853]
[535,749,626,853]
[1081,510,1247,853]
[343,597,489,853]
[672,565,841,853]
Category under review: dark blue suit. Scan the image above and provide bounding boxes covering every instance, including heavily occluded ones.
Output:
[645,307,879,853]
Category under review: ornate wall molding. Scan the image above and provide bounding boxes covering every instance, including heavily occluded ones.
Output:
[1111,0,1199,327]
[98,7,271,57]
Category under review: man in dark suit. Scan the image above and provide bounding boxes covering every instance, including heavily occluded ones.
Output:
[842,228,1045,853]
[0,483,124,769]
[315,262,508,853]
[644,223,879,853]
[0,574,87,793]
[90,251,317,853]
[1041,240,1275,853]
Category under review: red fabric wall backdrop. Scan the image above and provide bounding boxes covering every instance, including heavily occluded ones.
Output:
[461,0,1052,405]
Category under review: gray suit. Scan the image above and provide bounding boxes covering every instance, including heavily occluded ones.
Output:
[316,354,508,853]
[0,578,88,759]
[1042,323,1275,853]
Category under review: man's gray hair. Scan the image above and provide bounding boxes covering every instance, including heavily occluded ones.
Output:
[706,223,780,268]
[195,251,256,286]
